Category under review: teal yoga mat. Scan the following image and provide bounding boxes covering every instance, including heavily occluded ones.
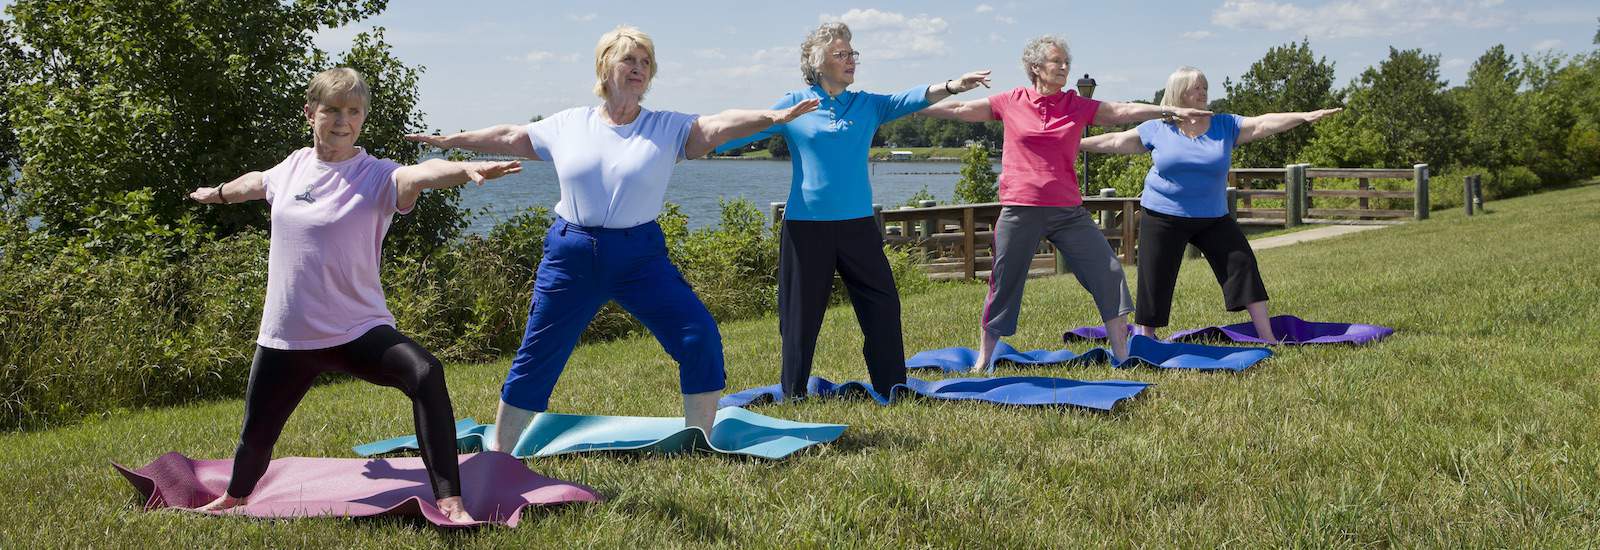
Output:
[355,407,846,460]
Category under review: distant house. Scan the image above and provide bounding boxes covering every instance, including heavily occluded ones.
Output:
[889,150,914,161]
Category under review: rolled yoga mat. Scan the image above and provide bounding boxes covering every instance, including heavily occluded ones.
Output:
[1062,315,1394,346]
[909,336,1271,373]
[114,451,599,528]
[719,375,1150,412]
[1167,315,1395,345]
[355,407,846,461]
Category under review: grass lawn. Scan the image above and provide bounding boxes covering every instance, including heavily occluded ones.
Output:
[3,185,1598,547]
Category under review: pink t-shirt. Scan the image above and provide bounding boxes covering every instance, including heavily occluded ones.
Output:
[257,147,409,350]
[988,87,1101,207]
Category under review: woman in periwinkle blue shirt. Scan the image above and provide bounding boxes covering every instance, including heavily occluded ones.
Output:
[716,22,989,400]
[1081,66,1339,342]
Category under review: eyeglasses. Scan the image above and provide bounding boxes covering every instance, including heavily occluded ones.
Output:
[829,50,861,62]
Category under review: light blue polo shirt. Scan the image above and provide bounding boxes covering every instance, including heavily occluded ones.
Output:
[716,84,930,221]
[1136,113,1245,218]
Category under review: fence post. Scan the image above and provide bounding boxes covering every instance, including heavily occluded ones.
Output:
[1121,200,1137,264]
[1413,164,1429,220]
[1285,164,1304,227]
[1472,175,1485,213]
[873,203,884,235]
[1227,186,1238,218]
[1464,174,1476,216]
[961,208,977,280]
[770,202,785,227]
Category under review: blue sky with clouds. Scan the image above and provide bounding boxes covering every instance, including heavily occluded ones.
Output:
[13,1,1597,130]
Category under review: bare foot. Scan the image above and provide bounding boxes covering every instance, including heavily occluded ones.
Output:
[437,496,473,523]
[195,493,247,513]
[969,330,999,374]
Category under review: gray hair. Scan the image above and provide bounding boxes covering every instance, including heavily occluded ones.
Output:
[800,22,852,85]
[1161,66,1206,109]
[1020,35,1071,85]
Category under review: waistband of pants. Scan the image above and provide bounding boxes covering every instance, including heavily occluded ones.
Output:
[554,216,661,237]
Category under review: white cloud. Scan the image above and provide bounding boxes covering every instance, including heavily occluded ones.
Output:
[1531,39,1562,51]
[976,4,995,13]
[820,9,949,60]
[567,13,597,22]
[692,48,728,60]
[1443,57,1468,69]
[1211,0,1514,39]
[1180,30,1214,40]
[994,15,1017,24]
[512,50,580,64]
[704,46,797,80]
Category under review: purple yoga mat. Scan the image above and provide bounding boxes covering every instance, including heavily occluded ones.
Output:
[1062,315,1394,346]
[1167,315,1395,345]
[114,451,600,528]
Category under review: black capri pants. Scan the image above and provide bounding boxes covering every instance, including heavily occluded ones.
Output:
[1135,209,1269,328]
[227,324,460,500]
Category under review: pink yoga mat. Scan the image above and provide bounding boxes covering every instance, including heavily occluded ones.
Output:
[114,451,600,528]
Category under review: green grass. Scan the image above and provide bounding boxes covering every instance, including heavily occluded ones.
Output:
[4,185,1599,547]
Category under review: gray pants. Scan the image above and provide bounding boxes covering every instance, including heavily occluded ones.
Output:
[981,206,1134,337]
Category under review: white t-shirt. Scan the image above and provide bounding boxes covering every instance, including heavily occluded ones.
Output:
[257,147,409,350]
[526,106,699,228]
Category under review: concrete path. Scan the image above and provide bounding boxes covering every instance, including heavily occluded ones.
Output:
[1249,224,1388,251]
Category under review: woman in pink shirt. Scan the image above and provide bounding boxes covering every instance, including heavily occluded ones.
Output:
[187,68,522,523]
[922,35,1211,370]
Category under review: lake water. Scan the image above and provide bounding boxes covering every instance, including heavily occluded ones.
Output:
[457,159,993,233]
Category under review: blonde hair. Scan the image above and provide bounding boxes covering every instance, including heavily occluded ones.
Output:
[800,22,852,86]
[305,67,370,107]
[1161,66,1207,109]
[1020,35,1070,85]
[592,25,656,101]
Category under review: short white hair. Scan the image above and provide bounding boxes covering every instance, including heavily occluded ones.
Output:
[592,25,656,101]
[800,22,851,86]
[1161,66,1207,109]
[1020,35,1070,85]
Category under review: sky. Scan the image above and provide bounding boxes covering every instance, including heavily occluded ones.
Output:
[10,1,1598,131]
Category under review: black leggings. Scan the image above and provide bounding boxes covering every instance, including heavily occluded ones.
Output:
[1135,210,1269,328]
[227,325,460,499]
[778,216,907,398]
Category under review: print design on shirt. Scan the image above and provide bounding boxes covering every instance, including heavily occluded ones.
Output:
[293,184,316,204]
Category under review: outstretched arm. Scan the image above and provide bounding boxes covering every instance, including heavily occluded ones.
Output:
[1096,101,1211,127]
[922,70,992,103]
[685,99,820,160]
[405,125,539,160]
[1080,128,1147,155]
[919,96,996,123]
[393,159,524,211]
[1238,108,1342,144]
[189,171,267,204]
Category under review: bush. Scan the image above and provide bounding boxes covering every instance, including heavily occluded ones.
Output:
[0,198,941,430]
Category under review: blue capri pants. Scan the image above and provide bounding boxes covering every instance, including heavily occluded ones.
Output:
[501,217,726,411]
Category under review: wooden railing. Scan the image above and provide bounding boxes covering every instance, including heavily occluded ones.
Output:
[772,195,1139,281]
[1229,164,1461,226]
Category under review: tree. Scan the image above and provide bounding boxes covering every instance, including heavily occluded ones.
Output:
[1302,47,1461,169]
[1456,45,1528,179]
[765,134,788,159]
[1218,39,1337,168]
[953,144,997,204]
[2,0,444,254]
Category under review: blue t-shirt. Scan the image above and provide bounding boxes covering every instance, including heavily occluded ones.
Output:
[1136,113,1244,218]
[716,84,930,221]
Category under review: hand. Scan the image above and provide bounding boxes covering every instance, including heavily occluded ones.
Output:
[1170,107,1213,124]
[463,160,523,185]
[189,186,223,204]
[770,99,820,124]
[1304,107,1343,123]
[954,70,992,92]
[404,133,449,149]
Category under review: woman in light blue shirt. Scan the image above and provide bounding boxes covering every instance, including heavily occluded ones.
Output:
[716,22,990,400]
[409,26,816,452]
[1082,66,1339,341]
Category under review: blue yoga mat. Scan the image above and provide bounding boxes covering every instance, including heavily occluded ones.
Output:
[719,375,1150,412]
[907,335,1271,373]
[354,407,846,461]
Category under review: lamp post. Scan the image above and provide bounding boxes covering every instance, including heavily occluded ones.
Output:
[1076,74,1097,196]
